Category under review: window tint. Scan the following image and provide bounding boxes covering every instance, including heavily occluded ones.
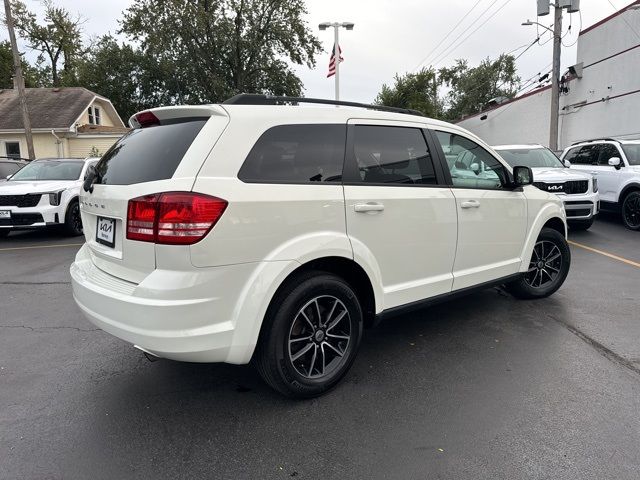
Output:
[498,148,564,168]
[435,131,507,190]
[621,144,640,165]
[352,125,437,185]
[239,124,345,183]
[563,147,582,164]
[597,144,620,166]
[568,145,598,165]
[96,119,207,185]
[0,163,22,177]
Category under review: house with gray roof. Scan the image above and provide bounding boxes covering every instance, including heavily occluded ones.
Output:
[0,86,129,160]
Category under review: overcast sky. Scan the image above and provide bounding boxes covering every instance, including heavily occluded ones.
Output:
[2,0,630,103]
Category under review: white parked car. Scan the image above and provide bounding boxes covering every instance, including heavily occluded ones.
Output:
[493,144,599,230]
[70,95,571,398]
[561,138,640,230]
[0,157,98,237]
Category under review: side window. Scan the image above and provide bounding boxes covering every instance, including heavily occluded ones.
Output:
[434,131,508,190]
[563,147,581,163]
[238,124,346,183]
[571,145,598,165]
[0,163,21,177]
[352,125,437,185]
[597,144,621,166]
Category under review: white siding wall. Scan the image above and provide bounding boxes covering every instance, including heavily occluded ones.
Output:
[459,6,640,150]
[68,137,119,158]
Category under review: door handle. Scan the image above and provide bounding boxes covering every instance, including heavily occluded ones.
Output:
[354,202,385,213]
[460,200,481,209]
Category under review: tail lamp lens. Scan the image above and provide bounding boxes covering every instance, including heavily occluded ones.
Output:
[126,192,227,245]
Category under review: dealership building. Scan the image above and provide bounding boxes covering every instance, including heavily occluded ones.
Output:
[458,1,640,150]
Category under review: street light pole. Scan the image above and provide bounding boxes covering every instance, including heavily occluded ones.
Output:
[549,4,563,151]
[319,22,354,101]
[3,0,35,160]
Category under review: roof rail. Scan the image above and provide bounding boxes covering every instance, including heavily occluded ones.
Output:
[571,137,619,146]
[223,93,426,117]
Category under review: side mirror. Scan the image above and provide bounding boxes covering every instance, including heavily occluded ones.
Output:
[5,174,11,180]
[470,163,480,173]
[513,166,534,187]
[608,157,622,169]
[563,159,571,167]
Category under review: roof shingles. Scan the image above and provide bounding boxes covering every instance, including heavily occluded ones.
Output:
[0,87,97,130]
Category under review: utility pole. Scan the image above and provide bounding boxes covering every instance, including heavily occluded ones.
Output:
[549,4,563,151]
[319,22,354,101]
[4,0,35,160]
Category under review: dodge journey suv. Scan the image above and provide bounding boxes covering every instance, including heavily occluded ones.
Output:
[71,95,571,398]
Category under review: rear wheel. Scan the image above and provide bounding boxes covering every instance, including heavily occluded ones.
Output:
[255,271,363,398]
[621,191,640,231]
[506,227,571,299]
[64,200,83,236]
[568,218,594,231]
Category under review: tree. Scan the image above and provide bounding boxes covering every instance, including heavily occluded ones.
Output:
[120,0,323,104]
[10,0,87,86]
[75,35,161,121]
[0,40,47,88]
[374,68,440,117]
[438,54,519,121]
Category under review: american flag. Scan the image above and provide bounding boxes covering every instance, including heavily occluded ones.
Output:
[327,44,344,78]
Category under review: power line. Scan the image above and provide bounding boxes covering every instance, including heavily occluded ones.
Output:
[413,0,485,71]
[431,0,515,67]
[605,0,640,40]
[420,0,503,69]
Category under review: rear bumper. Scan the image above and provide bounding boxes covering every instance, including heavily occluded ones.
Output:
[70,244,261,364]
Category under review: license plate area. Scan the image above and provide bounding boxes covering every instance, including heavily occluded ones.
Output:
[0,210,11,219]
[96,216,116,248]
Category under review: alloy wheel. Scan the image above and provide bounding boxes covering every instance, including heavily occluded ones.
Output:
[525,240,563,288]
[623,193,640,229]
[287,295,352,379]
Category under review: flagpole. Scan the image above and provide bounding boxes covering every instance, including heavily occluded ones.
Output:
[334,26,340,101]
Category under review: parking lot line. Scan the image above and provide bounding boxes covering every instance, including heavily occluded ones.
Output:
[0,243,83,252]
[568,240,640,269]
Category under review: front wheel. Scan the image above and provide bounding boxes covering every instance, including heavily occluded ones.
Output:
[64,200,83,236]
[255,271,363,398]
[506,227,571,299]
[621,191,640,231]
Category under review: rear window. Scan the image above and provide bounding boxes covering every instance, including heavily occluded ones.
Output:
[95,119,207,185]
[238,124,346,183]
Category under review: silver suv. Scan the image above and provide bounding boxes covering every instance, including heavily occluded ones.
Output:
[561,139,640,230]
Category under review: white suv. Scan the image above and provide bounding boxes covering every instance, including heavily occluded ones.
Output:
[493,145,599,230]
[70,95,571,398]
[561,139,640,230]
[0,157,98,237]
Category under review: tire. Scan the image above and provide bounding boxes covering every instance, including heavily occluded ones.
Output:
[621,191,640,231]
[505,227,571,300]
[0,229,9,238]
[568,218,594,231]
[64,200,83,236]
[255,271,364,398]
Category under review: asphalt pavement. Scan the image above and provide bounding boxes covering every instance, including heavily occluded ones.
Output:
[1,217,639,480]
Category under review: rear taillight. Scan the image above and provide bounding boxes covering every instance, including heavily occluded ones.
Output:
[126,192,227,245]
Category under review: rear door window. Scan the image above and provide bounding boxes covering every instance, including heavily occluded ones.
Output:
[350,125,438,185]
[95,119,207,185]
[238,124,346,183]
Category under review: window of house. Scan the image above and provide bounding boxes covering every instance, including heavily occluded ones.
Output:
[5,142,21,160]
[434,131,508,190]
[238,124,346,183]
[351,125,437,185]
[88,106,101,125]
